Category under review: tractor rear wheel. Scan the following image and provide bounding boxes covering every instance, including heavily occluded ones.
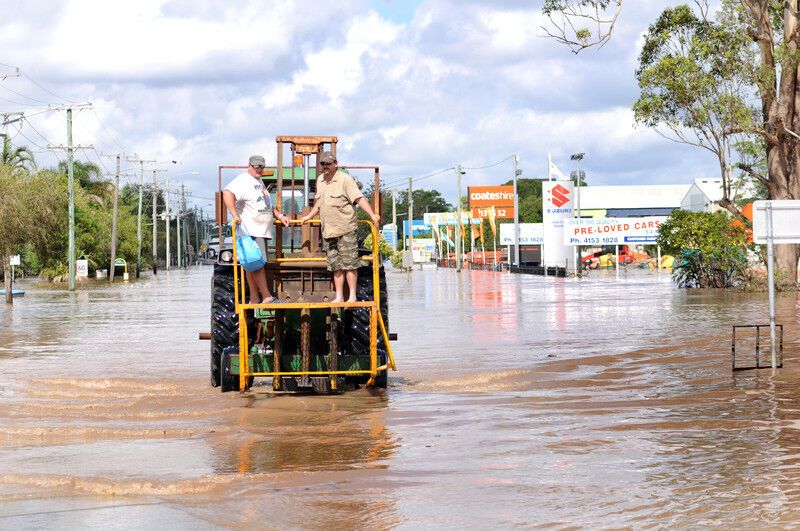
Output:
[343,263,389,388]
[210,265,254,387]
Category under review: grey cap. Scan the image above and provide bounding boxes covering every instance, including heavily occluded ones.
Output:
[320,151,336,163]
[248,154,266,167]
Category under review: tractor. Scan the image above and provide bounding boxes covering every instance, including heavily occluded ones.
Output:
[205,136,395,393]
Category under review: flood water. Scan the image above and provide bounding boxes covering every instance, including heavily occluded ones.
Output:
[1,266,799,528]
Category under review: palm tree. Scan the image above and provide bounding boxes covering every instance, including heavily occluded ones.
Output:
[57,160,111,205]
[1,136,35,171]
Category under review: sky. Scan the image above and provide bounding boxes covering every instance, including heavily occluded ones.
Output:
[0,0,721,212]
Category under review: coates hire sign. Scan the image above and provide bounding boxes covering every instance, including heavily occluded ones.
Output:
[564,216,668,245]
[468,186,514,207]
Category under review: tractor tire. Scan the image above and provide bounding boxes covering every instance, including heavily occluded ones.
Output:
[220,346,243,392]
[343,263,389,388]
[210,264,254,387]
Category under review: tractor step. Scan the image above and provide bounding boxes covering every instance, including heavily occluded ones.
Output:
[280,376,347,394]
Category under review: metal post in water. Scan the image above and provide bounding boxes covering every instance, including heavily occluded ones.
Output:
[657,245,661,273]
[455,164,463,272]
[513,155,520,266]
[615,245,619,280]
[766,201,778,369]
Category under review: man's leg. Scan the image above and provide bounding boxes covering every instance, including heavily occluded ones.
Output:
[345,269,357,302]
[252,267,271,302]
[332,269,345,302]
[341,230,360,303]
[253,237,275,303]
[244,271,259,304]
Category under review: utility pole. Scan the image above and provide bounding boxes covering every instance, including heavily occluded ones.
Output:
[455,164,464,272]
[570,152,585,275]
[151,168,168,274]
[110,154,121,282]
[165,178,171,270]
[392,189,398,251]
[66,108,76,290]
[513,155,521,267]
[129,158,156,277]
[47,104,93,291]
[193,206,199,266]
[407,177,413,267]
[176,184,182,269]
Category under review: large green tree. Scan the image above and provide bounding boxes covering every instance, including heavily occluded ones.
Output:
[0,165,65,302]
[633,4,755,217]
[544,0,800,280]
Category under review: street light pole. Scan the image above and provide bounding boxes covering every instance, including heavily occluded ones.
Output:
[570,152,585,275]
[513,155,521,267]
[455,164,464,272]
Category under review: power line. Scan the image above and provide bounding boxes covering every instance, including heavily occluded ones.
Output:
[18,68,76,104]
[383,166,454,189]
[462,154,514,171]
[0,81,54,105]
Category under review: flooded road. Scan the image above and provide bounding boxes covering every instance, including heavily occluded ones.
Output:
[1,266,799,528]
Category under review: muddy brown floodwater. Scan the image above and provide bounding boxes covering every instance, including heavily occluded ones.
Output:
[0,266,799,528]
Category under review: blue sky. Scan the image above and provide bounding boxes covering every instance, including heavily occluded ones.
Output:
[0,0,721,211]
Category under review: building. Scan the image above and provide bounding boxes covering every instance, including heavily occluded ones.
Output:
[680,178,724,213]
[576,184,692,218]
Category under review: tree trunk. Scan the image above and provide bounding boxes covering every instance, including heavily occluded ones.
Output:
[747,0,800,283]
[3,255,12,305]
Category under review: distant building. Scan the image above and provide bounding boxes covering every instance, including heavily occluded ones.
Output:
[680,178,724,213]
[576,184,692,218]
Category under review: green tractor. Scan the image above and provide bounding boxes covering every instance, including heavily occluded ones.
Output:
[206,136,395,393]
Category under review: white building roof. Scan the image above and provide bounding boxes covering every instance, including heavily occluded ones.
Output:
[680,178,724,212]
[576,184,692,210]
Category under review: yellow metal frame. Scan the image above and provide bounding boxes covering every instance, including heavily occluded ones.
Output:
[231,219,396,391]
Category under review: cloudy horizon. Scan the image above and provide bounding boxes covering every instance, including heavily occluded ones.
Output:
[0,0,721,212]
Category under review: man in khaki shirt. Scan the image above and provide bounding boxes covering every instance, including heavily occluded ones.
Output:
[300,151,380,303]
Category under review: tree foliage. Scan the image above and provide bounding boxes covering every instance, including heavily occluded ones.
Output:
[656,209,748,288]
[1,136,35,171]
[542,0,623,53]
[545,0,800,282]
[633,3,756,218]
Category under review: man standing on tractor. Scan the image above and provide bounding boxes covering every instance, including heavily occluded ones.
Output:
[299,151,380,303]
[223,154,290,304]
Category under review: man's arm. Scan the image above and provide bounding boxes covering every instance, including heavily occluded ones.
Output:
[222,190,240,224]
[299,204,320,224]
[356,196,380,225]
[273,207,291,227]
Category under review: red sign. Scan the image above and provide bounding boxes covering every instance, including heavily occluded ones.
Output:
[548,184,571,207]
[472,207,515,219]
[468,186,514,208]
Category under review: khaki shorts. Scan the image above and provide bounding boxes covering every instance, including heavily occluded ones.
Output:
[322,230,360,271]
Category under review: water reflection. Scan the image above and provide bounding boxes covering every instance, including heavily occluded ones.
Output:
[1,267,799,527]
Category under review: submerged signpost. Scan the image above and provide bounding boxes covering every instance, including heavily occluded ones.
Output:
[753,200,800,369]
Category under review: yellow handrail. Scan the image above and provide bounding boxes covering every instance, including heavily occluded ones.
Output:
[231,218,395,391]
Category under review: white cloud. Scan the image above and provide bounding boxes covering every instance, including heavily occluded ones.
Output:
[0,0,721,206]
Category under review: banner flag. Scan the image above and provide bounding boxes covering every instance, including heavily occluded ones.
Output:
[488,206,497,237]
[548,153,569,181]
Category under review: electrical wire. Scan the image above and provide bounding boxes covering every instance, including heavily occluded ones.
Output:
[18,68,76,104]
[0,81,55,105]
[462,155,514,171]
[22,117,55,146]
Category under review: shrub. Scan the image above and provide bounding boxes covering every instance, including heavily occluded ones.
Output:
[656,210,749,288]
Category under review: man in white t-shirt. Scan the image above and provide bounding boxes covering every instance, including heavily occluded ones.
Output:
[223,154,290,304]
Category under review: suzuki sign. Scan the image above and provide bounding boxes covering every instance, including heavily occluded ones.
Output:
[542,180,574,268]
